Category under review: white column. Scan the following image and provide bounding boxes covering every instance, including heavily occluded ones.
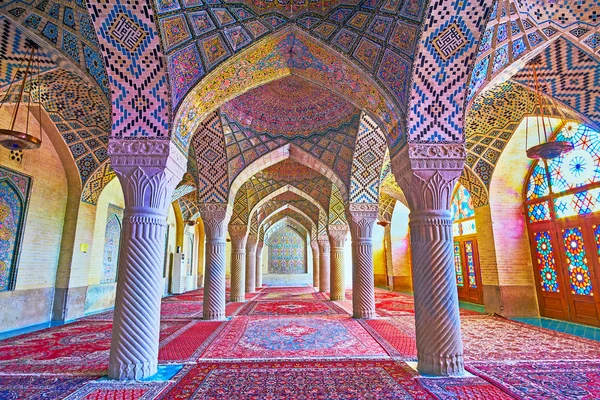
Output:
[256,240,264,288]
[245,234,257,293]
[394,143,465,376]
[328,225,348,301]
[310,240,319,289]
[318,236,330,293]
[199,204,229,321]
[229,225,247,302]
[107,140,185,380]
[348,204,377,319]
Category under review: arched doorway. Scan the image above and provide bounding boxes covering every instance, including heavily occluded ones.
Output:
[525,122,600,327]
[452,183,484,304]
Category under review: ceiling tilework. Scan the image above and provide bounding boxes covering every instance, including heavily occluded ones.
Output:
[220,107,360,186]
[81,160,115,204]
[516,0,600,28]
[378,191,396,222]
[261,211,314,242]
[328,183,347,225]
[191,110,229,202]
[458,166,488,208]
[178,189,200,220]
[511,37,600,129]
[155,0,424,113]
[221,76,358,138]
[172,172,197,201]
[349,112,387,203]
[264,213,311,242]
[0,0,109,95]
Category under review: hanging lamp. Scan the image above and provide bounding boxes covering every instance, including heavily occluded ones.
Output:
[525,62,573,160]
[0,39,43,151]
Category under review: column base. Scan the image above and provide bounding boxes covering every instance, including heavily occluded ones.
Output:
[108,360,157,380]
[417,352,464,376]
[245,289,256,294]
[330,295,345,301]
[230,296,246,302]
[353,309,376,319]
[203,311,226,321]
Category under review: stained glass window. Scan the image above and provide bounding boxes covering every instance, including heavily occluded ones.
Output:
[452,183,476,236]
[554,187,600,219]
[534,231,559,292]
[453,242,464,287]
[465,241,477,288]
[528,201,551,222]
[562,227,593,296]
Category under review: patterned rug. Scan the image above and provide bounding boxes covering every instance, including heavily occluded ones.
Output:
[64,381,171,400]
[0,375,89,400]
[158,360,433,399]
[201,316,389,359]
[238,300,348,316]
[361,318,418,359]
[417,376,515,399]
[159,321,224,362]
[467,360,600,399]
[160,302,203,319]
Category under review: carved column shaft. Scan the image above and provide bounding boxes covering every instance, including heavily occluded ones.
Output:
[393,143,465,376]
[200,205,229,321]
[318,237,330,293]
[229,226,247,302]
[256,241,264,288]
[245,235,257,293]
[310,240,319,289]
[328,226,348,301]
[107,140,185,381]
[348,205,377,319]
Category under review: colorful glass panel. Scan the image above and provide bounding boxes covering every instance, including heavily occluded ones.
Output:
[453,242,464,287]
[526,161,550,201]
[594,224,600,262]
[562,227,594,296]
[0,181,23,291]
[452,222,460,237]
[461,219,477,235]
[546,123,600,194]
[451,184,475,221]
[465,241,477,288]
[100,205,123,284]
[534,231,559,292]
[528,201,551,222]
[554,187,600,219]
[267,226,306,274]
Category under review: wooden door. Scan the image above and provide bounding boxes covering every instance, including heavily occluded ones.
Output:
[454,238,484,304]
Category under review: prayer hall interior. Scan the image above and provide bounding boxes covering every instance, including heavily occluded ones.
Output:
[0,0,599,397]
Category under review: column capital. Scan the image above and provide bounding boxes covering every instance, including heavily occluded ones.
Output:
[246,234,258,247]
[391,143,464,212]
[199,203,230,239]
[347,203,378,240]
[229,225,248,249]
[310,240,319,251]
[328,225,348,248]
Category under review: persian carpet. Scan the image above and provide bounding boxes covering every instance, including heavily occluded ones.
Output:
[417,376,515,399]
[467,360,600,399]
[159,321,224,362]
[200,315,389,359]
[64,381,171,400]
[0,375,89,400]
[160,301,203,319]
[238,300,348,316]
[225,301,246,316]
[361,318,418,359]
[158,360,433,399]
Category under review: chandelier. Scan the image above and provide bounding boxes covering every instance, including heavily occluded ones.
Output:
[525,62,573,160]
[0,39,43,151]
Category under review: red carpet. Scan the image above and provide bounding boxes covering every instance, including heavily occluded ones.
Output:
[238,299,348,316]
[201,315,388,359]
[159,321,224,362]
[362,318,418,359]
[418,376,515,399]
[158,360,434,399]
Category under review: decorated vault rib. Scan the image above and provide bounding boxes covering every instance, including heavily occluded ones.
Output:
[262,209,316,241]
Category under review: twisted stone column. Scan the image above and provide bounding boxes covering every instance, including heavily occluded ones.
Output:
[107,140,185,380]
[310,240,319,289]
[328,225,348,301]
[393,143,465,376]
[229,225,247,302]
[245,235,257,293]
[199,204,229,321]
[256,240,264,288]
[348,204,377,319]
[318,236,330,293]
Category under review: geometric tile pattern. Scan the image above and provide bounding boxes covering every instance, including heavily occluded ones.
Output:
[329,183,347,225]
[511,38,600,129]
[191,111,229,203]
[261,210,315,242]
[220,108,360,187]
[81,161,116,205]
[407,0,493,144]
[349,112,387,203]
[88,0,170,139]
[516,0,600,28]
[378,191,396,222]
[178,189,200,220]
[0,1,109,96]
[154,0,425,125]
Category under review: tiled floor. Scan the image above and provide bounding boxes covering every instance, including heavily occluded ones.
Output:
[514,316,600,341]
